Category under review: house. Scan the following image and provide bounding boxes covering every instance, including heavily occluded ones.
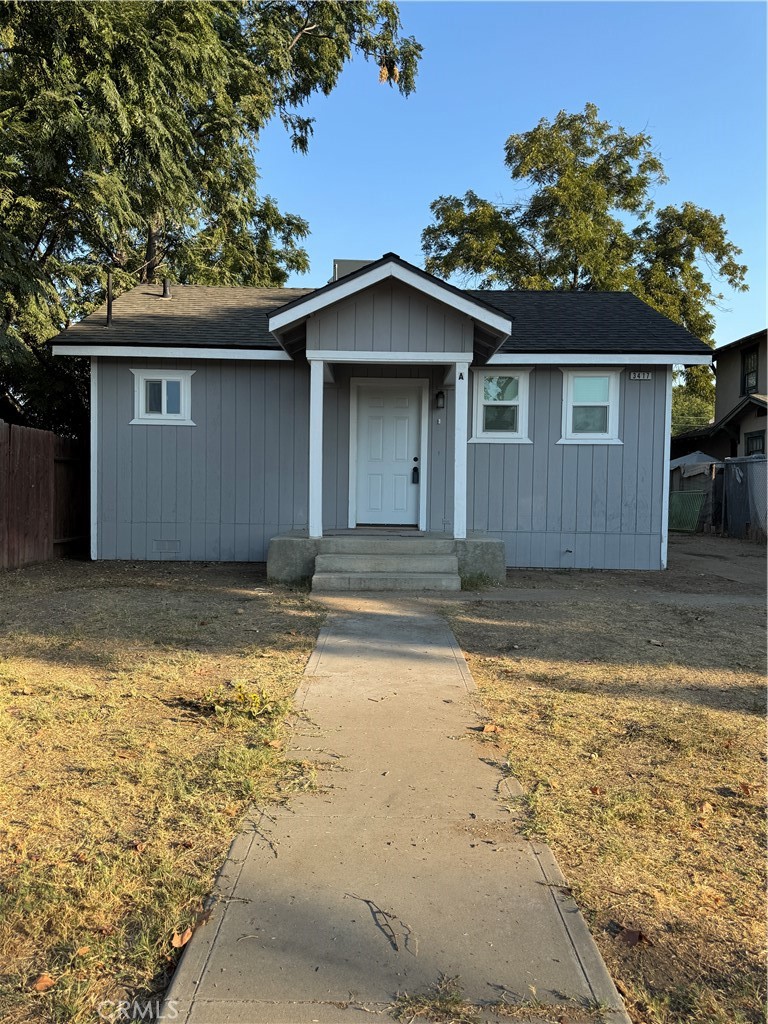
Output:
[671,329,767,461]
[51,253,712,588]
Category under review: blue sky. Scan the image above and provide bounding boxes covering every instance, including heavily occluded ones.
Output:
[257,1,767,347]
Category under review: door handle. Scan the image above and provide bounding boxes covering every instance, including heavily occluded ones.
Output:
[411,466,419,484]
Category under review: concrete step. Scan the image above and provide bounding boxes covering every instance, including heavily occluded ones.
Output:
[317,537,457,556]
[311,571,461,592]
[314,553,459,574]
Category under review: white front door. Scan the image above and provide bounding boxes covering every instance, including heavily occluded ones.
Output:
[356,386,421,525]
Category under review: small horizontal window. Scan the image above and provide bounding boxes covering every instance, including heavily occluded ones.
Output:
[744,430,765,455]
[559,369,622,444]
[471,369,531,443]
[130,370,195,425]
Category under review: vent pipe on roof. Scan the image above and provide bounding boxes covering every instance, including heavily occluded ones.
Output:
[106,270,113,327]
[162,277,172,299]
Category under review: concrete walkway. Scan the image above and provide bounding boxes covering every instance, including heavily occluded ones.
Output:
[164,598,629,1024]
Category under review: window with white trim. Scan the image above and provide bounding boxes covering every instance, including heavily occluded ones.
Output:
[471,368,531,442]
[559,369,621,444]
[130,369,195,425]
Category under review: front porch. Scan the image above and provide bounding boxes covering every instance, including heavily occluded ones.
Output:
[266,530,506,590]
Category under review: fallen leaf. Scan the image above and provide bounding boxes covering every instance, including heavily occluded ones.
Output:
[698,801,714,815]
[739,783,755,797]
[482,723,501,734]
[590,786,605,796]
[171,927,193,949]
[132,842,146,854]
[75,946,90,957]
[648,639,663,647]
[265,739,282,749]
[223,802,239,817]
[618,927,653,947]
[31,973,55,992]
[74,851,88,863]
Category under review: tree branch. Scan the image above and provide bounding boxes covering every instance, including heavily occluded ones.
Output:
[288,22,319,50]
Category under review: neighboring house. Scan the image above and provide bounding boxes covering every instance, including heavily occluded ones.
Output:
[671,329,767,461]
[52,254,711,583]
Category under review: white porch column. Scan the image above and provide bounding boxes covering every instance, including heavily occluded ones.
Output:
[308,358,324,538]
[453,361,469,539]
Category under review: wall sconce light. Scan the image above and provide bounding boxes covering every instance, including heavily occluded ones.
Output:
[435,390,445,409]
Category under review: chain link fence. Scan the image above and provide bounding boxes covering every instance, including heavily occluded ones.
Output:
[723,456,767,541]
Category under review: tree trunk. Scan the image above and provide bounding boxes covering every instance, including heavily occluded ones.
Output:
[142,221,160,283]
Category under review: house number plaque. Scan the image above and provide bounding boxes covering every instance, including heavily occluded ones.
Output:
[629,371,653,380]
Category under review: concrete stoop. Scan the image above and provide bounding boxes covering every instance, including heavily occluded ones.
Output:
[312,539,461,592]
[266,532,506,591]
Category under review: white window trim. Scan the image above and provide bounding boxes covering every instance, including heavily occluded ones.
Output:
[558,368,622,445]
[470,367,532,444]
[130,369,195,425]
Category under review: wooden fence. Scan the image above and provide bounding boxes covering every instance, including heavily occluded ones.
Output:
[0,420,88,569]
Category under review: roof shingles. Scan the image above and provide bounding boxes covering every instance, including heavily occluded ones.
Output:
[52,276,711,357]
[57,285,311,349]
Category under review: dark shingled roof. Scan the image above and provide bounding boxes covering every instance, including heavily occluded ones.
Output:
[55,284,312,348]
[470,290,711,355]
[51,273,711,357]
[712,328,767,357]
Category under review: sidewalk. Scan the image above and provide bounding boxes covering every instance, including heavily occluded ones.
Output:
[163,597,629,1024]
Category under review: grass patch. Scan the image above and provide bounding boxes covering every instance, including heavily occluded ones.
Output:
[0,560,324,1023]
[391,974,607,1023]
[450,595,766,1024]
[392,975,480,1023]
[459,573,501,592]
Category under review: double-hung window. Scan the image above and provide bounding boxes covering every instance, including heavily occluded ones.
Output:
[559,369,622,444]
[130,369,195,425]
[741,348,758,395]
[472,369,531,442]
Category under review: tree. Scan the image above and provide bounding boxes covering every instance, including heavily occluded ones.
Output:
[0,1,421,435]
[421,104,747,431]
[671,387,716,438]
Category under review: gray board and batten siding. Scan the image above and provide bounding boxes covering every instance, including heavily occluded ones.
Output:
[467,365,669,570]
[306,280,475,354]
[96,355,668,570]
[97,358,309,561]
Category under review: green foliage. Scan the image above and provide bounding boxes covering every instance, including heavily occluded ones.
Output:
[672,369,716,436]
[422,103,747,351]
[207,681,288,723]
[0,1,421,435]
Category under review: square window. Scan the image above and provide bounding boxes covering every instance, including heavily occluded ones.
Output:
[484,376,519,403]
[560,369,622,444]
[572,376,610,404]
[130,370,195,425]
[572,405,608,434]
[484,405,518,432]
[745,431,765,455]
[472,369,531,442]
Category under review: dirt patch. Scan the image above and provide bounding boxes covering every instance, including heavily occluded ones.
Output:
[502,534,766,598]
[450,577,766,1024]
[0,560,324,1024]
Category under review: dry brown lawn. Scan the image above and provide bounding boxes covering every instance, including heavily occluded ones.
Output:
[0,560,323,1024]
[450,584,766,1024]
